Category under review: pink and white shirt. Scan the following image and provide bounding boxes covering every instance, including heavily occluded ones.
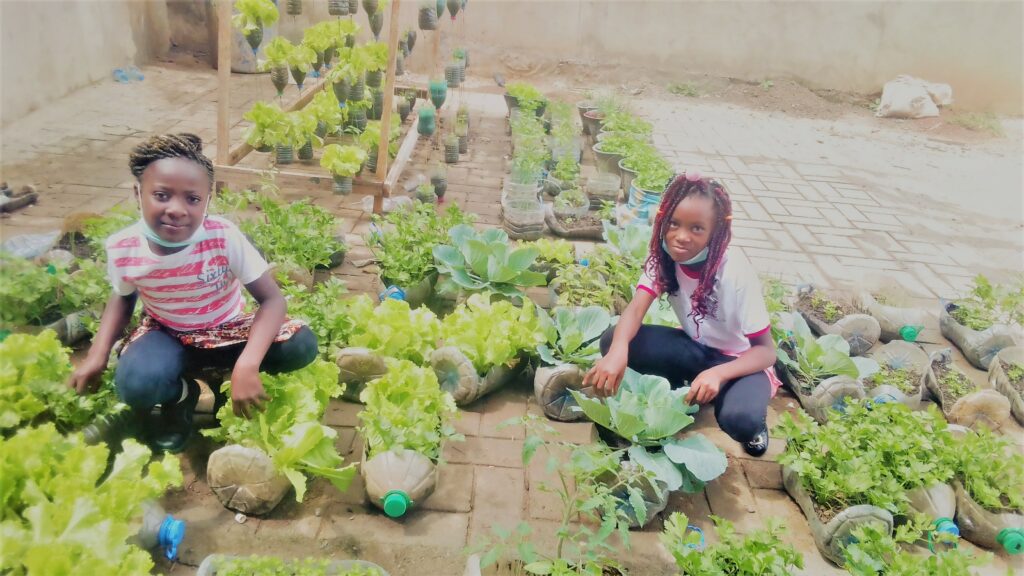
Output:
[106,216,268,331]
[637,247,782,394]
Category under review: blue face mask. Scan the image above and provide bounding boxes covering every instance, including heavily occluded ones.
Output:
[662,238,709,266]
[137,189,209,249]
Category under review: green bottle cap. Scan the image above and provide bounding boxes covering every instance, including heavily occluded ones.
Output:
[899,325,922,342]
[997,528,1024,555]
[382,490,411,518]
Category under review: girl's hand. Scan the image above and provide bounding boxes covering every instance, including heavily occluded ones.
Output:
[68,354,109,395]
[231,364,268,419]
[686,367,726,405]
[584,348,628,398]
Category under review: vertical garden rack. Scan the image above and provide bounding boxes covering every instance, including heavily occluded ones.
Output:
[213,0,420,214]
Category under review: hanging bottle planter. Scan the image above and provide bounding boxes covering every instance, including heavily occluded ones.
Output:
[270,66,289,96]
[444,64,460,88]
[333,175,354,195]
[349,108,368,132]
[315,121,328,140]
[418,107,437,136]
[290,67,307,91]
[429,78,447,109]
[328,0,349,16]
[348,0,358,14]
[244,24,263,53]
[366,146,379,173]
[366,69,383,89]
[436,0,445,19]
[457,60,466,84]
[398,99,412,123]
[370,11,384,40]
[275,145,294,165]
[286,0,302,16]
[362,0,378,17]
[418,1,437,30]
[406,30,417,53]
[298,140,314,161]
[395,52,405,76]
[332,77,351,102]
[349,72,367,101]
[324,46,337,69]
[345,34,356,49]
[446,0,461,19]
[444,134,459,163]
[369,89,384,120]
[313,51,325,74]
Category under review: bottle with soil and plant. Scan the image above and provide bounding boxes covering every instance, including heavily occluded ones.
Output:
[545,153,579,197]
[988,346,1024,425]
[454,118,468,154]
[942,274,1024,370]
[417,106,437,137]
[261,37,293,96]
[242,101,286,153]
[505,82,546,117]
[949,426,1024,554]
[924,350,1011,430]
[795,285,881,356]
[552,187,589,221]
[320,144,367,195]
[443,133,459,164]
[232,0,279,53]
[286,44,317,90]
[418,0,438,30]
[293,109,322,161]
[661,513,805,576]
[532,305,611,421]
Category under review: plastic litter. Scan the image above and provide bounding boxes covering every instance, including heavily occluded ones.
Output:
[132,501,185,561]
[1,230,61,259]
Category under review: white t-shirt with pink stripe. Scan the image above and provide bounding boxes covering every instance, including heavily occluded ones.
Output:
[106,216,268,331]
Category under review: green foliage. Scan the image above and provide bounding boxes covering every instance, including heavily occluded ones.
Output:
[214,556,384,576]
[320,144,367,177]
[937,366,976,400]
[867,366,919,394]
[433,225,546,298]
[301,21,336,53]
[632,155,675,192]
[342,295,441,365]
[949,110,1005,137]
[239,194,344,272]
[439,294,545,374]
[600,110,652,136]
[805,291,847,323]
[553,187,588,211]
[350,42,389,74]
[762,277,791,344]
[953,426,1024,512]
[667,82,700,97]
[537,306,612,368]
[507,82,545,112]
[358,359,460,460]
[572,370,727,493]
[262,36,294,68]
[601,219,652,265]
[0,331,121,432]
[204,359,355,501]
[358,120,401,158]
[232,0,279,34]
[242,101,287,149]
[369,201,475,287]
[775,401,957,515]
[81,204,136,257]
[509,113,548,184]
[283,277,353,359]
[950,274,1024,330]
[841,515,990,576]
[1006,361,1024,383]
[524,238,574,266]
[0,424,182,575]
[597,132,647,157]
[308,89,344,133]
[472,416,647,573]
[551,152,580,185]
[552,261,616,311]
[287,44,317,73]
[661,513,803,576]
[775,312,879,392]
[0,255,110,327]
[643,296,680,327]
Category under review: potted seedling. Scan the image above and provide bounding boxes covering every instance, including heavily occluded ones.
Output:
[242,101,285,153]
[418,0,438,29]
[443,133,459,164]
[358,120,400,173]
[287,44,316,90]
[628,155,675,221]
[924,349,1010,430]
[838,517,989,574]
[551,187,589,221]
[262,37,293,96]
[524,237,574,283]
[357,43,388,88]
[858,291,930,343]
[345,98,371,133]
[865,340,930,409]
[532,306,609,422]
[308,89,343,137]
[320,144,366,196]
[795,285,881,356]
[988,346,1024,425]
[429,162,448,198]
[544,153,579,197]
[415,183,436,204]
[941,275,1023,370]
[232,0,279,52]
[505,82,546,117]
[293,109,322,161]
[260,112,303,165]
[430,295,545,405]
[951,426,1024,554]
[774,312,879,423]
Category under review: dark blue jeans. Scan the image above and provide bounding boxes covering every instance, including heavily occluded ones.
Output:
[599,325,771,443]
[115,326,319,410]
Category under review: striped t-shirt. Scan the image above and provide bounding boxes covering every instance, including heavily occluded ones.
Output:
[105,216,268,331]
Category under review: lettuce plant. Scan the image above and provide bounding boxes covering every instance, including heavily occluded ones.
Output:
[433,224,547,298]
[0,255,109,328]
[283,278,354,359]
[439,294,545,374]
[262,37,294,69]
[358,359,461,461]
[369,201,475,287]
[572,370,727,493]
[307,89,343,133]
[232,0,279,34]
[661,513,803,576]
[204,359,355,502]
[239,194,343,272]
[537,306,612,368]
[506,82,545,112]
[775,312,879,392]
[343,295,441,365]
[243,101,286,149]
[524,238,574,267]
[320,144,366,178]
[0,424,182,575]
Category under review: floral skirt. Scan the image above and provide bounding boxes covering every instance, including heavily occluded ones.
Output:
[121,311,306,354]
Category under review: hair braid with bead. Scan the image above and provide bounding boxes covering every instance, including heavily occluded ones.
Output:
[643,174,733,328]
[128,133,214,189]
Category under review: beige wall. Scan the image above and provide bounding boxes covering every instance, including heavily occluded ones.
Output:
[0,0,170,126]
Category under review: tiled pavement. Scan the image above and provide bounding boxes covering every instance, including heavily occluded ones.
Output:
[2,59,1022,575]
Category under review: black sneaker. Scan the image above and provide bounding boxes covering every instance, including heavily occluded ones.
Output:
[150,378,200,454]
[743,426,770,457]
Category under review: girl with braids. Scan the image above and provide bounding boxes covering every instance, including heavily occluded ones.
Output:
[583,172,780,456]
[68,133,318,453]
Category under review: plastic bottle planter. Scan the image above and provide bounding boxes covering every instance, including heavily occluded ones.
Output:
[316,121,328,140]
[458,133,468,154]
[856,292,928,343]
[581,110,605,141]
[864,340,930,409]
[775,360,866,424]
[362,448,438,518]
[445,64,461,88]
[363,68,383,90]
[82,409,139,446]
[364,146,379,173]
[940,301,1020,370]
[196,556,389,576]
[552,197,590,221]
[610,468,670,529]
[395,52,405,76]
[349,73,367,101]
[953,480,1024,554]
[988,346,1024,425]
[297,140,314,161]
[320,236,348,269]
[544,204,605,241]
[795,286,881,357]
[44,309,96,346]
[418,5,438,30]
[444,138,459,164]
[336,347,388,402]
[275,145,294,165]
[368,90,383,121]
[378,272,437,310]
[286,0,302,15]
[313,52,325,75]
[436,0,446,18]
[349,108,368,132]
[332,78,351,102]
[906,483,959,545]
[328,0,349,16]
[269,66,289,96]
[362,0,379,17]
[431,348,526,405]
[924,350,1011,430]
[244,24,263,52]
[332,175,354,196]
[406,30,417,53]
[429,80,447,109]
[370,12,384,40]
[348,0,358,14]
[782,466,894,566]
[534,364,593,421]
[501,197,545,241]
[133,501,186,561]
[617,158,638,195]
[446,0,461,19]
[576,100,598,134]
[430,175,448,198]
[289,67,307,91]
[457,61,467,84]
[417,107,437,137]
[324,47,337,69]
[207,445,291,515]
[591,142,625,176]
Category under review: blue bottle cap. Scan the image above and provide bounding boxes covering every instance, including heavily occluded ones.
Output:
[158,515,186,561]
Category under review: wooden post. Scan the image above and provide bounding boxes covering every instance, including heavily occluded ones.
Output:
[216,0,232,173]
[373,0,403,214]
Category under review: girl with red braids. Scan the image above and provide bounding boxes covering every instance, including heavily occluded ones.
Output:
[583,172,780,456]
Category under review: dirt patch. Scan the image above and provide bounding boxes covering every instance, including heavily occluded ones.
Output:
[932,363,977,413]
[797,291,854,326]
[1000,360,1024,395]
[867,366,921,395]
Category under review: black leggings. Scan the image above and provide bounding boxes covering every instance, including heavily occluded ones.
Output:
[599,325,771,443]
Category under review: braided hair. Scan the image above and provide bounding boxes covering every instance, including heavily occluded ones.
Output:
[643,174,733,328]
[128,133,214,189]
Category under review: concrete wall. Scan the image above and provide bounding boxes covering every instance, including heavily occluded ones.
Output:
[0,0,170,126]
